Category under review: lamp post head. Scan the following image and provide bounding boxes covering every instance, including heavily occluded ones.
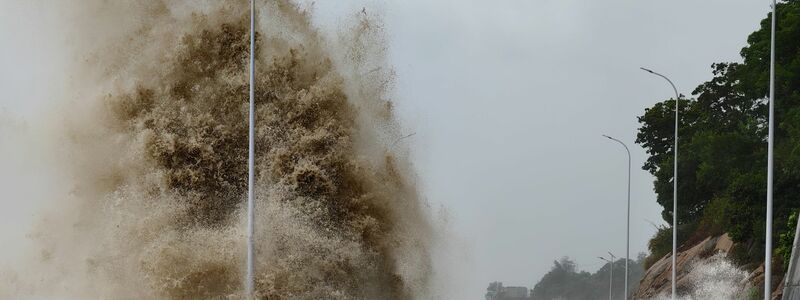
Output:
[602,134,613,140]
[640,67,655,74]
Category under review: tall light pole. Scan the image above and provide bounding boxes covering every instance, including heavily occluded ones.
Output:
[640,67,680,299]
[599,252,616,300]
[246,0,256,297]
[765,0,777,298]
[603,135,631,300]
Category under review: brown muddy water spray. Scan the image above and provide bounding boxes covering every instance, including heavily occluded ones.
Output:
[1,1,432,299]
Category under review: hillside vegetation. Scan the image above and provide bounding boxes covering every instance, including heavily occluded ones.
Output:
[636,0,800,278]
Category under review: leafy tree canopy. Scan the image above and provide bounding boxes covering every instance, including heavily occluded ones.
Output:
[530,255,646,300]
[636,0,800,266]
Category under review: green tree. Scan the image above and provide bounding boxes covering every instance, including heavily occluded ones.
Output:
[636,0,800,267]
[530,256,646,300]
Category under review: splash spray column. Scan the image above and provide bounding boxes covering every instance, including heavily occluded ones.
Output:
[602,135,630,300]
[640,67,680,300]
[246,0,256,297]
[765,0,777,298]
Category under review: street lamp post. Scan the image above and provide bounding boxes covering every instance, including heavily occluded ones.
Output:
[765,0,777,298]
[640,67,680,300]
[603,135,631,300]
[246,0,256,297]
[599,254,616,300]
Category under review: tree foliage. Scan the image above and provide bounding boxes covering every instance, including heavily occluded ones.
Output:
[530,255,646,300]
[636,0,800,266]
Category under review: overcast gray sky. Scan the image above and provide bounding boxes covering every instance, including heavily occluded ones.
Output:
[1,1,771,299]
[312,1,769,298]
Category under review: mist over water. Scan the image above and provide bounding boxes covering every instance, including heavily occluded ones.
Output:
[1,1,432,299]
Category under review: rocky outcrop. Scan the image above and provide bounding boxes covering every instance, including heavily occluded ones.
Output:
[746,263,784,300]
[632,233,791,299]
[633,234,737,299]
